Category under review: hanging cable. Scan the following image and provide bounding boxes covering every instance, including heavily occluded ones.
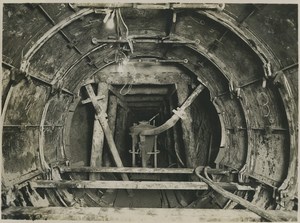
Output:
[118,8,129,38]
[118,8,134,53]
[119,82,132,96]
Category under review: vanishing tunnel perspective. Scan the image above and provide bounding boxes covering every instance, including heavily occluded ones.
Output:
[1,2,298,222]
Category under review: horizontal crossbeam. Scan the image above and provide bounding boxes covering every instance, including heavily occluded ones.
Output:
[58,166,231,175]
[30,180,255,191]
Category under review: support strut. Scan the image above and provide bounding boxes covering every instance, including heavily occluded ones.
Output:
[84,84,133,196]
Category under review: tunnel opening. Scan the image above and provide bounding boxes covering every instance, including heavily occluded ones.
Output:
[65,70,222,208]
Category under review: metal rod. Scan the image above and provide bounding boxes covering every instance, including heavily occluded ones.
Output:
[92,37,196,45]
[238,78,263,88]
[30,180,254,191]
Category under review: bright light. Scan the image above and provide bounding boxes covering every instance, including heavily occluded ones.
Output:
[106,18,115,29]
[105,11,115,30]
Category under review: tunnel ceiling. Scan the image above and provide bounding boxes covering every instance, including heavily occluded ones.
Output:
[1,3,298,221]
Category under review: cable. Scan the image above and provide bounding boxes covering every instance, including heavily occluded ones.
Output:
[119,83,132,96]
[118,8,129,38]
[195,166,287,222]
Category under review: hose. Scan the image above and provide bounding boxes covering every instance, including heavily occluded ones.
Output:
[141,84,205,136]
[194,166,290,222]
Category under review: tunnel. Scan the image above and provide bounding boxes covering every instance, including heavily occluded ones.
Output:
[1,3,298,222]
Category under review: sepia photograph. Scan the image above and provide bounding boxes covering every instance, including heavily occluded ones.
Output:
[1,1,298,222]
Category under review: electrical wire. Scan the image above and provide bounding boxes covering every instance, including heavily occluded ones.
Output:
[118,8,129,38]
[119,82,132,96]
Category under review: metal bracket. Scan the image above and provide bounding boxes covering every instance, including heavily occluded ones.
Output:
[67,39,79,49]
[273,70,285,87]
[172,107,187,120]
[95,112,108,120]
[82,95,105,104]
[238,165,249,183]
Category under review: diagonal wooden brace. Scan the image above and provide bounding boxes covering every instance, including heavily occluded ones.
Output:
[84,84,133,196]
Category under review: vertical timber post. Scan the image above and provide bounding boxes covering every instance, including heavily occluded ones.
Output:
[108,95,118,138]
[89,82,109,180]
[176,83,196,168]
[84,84,133,196]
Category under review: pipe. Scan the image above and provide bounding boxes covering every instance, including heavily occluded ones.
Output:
[141,84,205,136]
[194,166,291,222]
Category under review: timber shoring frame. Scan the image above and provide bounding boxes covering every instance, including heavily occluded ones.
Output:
[29,180,255,191]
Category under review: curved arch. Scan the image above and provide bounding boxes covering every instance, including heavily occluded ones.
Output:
[51,44,108,85]
[195,10,281,74]
[20,8,94,73]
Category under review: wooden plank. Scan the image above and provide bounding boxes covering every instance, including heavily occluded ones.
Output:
[3,207,296,222]
[169,99,185,167]
[176,83,196,168]
[98,72,191,85]
[30,180,255,191]
[75,3,224,10]
[108,86,130,111]
[84,84,132,193]
[89,82,108,180]
[108,95,118,137]
[58,166,231,176]
[59,167,195,174]
[127,102,162,107]
[125,95,164,102]
[113,87,169,95]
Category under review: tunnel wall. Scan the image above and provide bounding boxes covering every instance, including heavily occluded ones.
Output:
[1,3,298,208]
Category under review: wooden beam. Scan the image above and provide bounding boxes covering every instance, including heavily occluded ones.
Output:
[127,102,162,107]
[75,3,224,10]
[108,86,130,111]
[125,96,164,102]
[108,95,118,137]
[3,207,296,222]
[113,87,169,95]
[30,180,255,191]
[176,83,196,168]
[130,106,160,109]
[89,82,109,180]
[169,99,186,167]
[58,166,230,175]
[97,72,191,85]
[84,84,132,196]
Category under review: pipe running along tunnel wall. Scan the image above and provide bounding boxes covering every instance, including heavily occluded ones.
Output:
[1,3,298,220]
